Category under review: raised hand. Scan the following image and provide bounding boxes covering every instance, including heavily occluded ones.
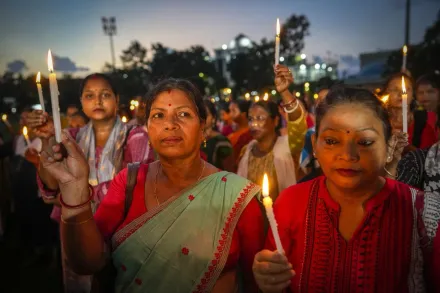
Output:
[40,130,90,206]
[274,65,294,94]
[26,110,55,139]
[253,249,295,293]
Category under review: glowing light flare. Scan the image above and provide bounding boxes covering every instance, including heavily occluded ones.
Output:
[401,76,407,94]
[47,50,54,72]
[276,18,280,36]
[262,173,269,197]
[121,116,128,123]
[36,72,41,83]
[381,94,389,104]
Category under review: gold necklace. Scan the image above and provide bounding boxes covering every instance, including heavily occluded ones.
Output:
[153,160,206,205]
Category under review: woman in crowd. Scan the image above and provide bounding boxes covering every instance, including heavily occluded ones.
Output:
[201,100,234,171]
[38,78,265,293]
[415,73,440,115]
[228,99,253,166]
[238,65,307,200]
[252,86,440,292]
[384,72,437,149]
[27,73,155,293]
[218,102,234,137]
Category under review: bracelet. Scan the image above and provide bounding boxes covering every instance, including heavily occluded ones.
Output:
[61,215,93,225]
[280,99,296,108]
[384,167,397,178]
[283,99,300,114]
[60,184,94,209]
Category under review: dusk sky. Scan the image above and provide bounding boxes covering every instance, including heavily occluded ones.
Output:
[0,0,438,76]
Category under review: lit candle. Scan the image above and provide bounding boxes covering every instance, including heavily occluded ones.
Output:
[36,72,45,112]
[262,173,284,253]
[401,76,408,133]
[47,50,62,143]
[121,116,128,123]
[401,45,408,72]
[1,114,11,128]
[381,94,389,104]
[275,18,280,66]
[22,126,31,146]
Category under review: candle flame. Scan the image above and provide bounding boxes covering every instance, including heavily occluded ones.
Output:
[403,45,408,55]
[401,76,407,94]
[121,116,127,123]
[1,114,6,121]
[36,72,41,83]
[381,94,389,103]
[276,18,280,36]
[47,50,54,72]
[262,173,269,197]
[23,126,28,136]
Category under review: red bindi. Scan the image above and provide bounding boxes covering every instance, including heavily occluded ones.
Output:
[346,130,350,134]
[168,104,172,107]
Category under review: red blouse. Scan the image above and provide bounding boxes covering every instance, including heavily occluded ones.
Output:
[408,111,438,149]
[266,176,439,293]
[94,164,265,293]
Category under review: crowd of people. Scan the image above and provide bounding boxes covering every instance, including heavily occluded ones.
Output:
[0,65,439,292]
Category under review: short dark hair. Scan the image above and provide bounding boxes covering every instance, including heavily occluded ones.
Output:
[416,73,440,90]
[145,78,207,123]
[71,111,89,123]
[204,100,217,120]
[315,86,392,142]
[231,100,251,116]
[79,73,119,97]
[250,100,282,135]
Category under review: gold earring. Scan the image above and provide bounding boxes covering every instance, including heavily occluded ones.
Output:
[203,139,207,148]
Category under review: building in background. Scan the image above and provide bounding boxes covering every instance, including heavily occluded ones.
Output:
[214,34,253,88]
[289,57,338,85]
[344,49,393,91]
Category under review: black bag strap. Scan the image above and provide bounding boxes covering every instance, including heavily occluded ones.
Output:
[124,162,141,218]
[412,110,428,148]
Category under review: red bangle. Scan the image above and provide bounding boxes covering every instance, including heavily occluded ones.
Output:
[60,184,94,209]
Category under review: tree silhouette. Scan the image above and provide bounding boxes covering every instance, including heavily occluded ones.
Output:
[385,9,440,79]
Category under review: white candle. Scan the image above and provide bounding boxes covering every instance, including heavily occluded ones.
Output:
[401,76,408,133]
[47,50,62,143]
[401,45,408,72]
[1,114,11,128]
[23,126,31,146]
[262,173,284,253]
[36,72,46,112]
[275,18,280,66]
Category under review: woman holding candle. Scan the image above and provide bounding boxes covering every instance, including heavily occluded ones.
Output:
[27,73,155,293]
[200,100,235,171]
[252,86,440,293]
[237,65,307,200]
[37,78,265,293]
[384,72,437,150]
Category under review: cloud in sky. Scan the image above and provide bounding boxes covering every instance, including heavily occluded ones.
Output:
[7,60,27,73]
[53,55,89,72]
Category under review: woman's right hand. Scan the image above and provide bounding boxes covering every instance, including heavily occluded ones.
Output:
[26,110,55,139]
[40,131,90,206]
[252,249,295,293]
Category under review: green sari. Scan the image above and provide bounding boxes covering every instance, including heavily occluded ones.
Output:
[111,171,260,293]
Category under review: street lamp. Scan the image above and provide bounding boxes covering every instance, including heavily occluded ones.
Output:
[101,17,117,70]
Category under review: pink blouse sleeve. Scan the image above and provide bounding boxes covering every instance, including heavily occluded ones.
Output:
[94,168,128,240]
[122,127,154,168]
